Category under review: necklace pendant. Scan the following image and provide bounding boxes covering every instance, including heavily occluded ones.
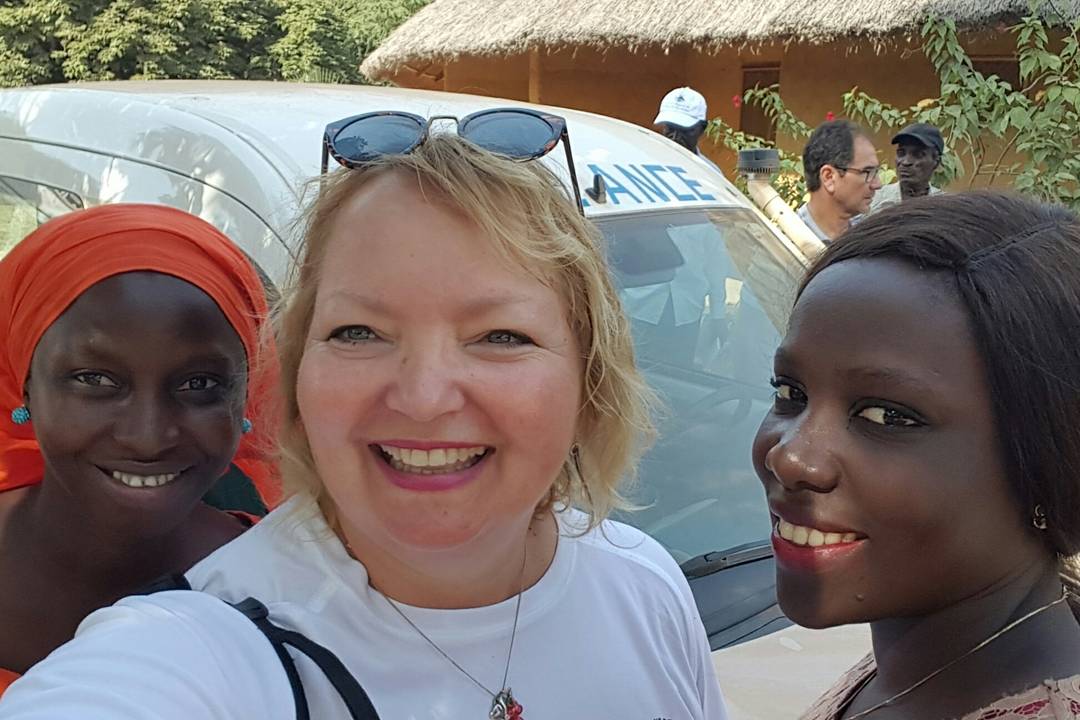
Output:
[489,689,523,720]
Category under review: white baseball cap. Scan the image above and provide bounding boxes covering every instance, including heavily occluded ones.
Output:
[654,87,708,128]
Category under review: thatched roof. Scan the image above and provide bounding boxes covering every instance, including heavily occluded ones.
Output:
[362,0,1079,79]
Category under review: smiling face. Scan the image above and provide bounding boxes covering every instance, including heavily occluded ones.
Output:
[752,258,1047,628]
[23,272,247,535]
[296,171,583,557]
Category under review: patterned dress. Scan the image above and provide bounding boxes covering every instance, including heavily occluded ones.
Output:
[801,654,1080,720]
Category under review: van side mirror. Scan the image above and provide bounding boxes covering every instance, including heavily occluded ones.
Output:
[736,148,780,181]
[585,173,607,204]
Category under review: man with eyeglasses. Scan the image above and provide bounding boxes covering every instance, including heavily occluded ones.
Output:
[868,123,944,215]
[797,119,882,242]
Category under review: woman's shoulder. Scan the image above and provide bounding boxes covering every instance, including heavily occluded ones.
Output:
[959,675,1080,720]
[799,662,1080,720]
[798,653,875,720]
[181,503,248,563]
[0,590,292,719]
[186,496,343,604]
[557,508,693,606]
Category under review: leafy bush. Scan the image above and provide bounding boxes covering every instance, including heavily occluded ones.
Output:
[0,0,427,86]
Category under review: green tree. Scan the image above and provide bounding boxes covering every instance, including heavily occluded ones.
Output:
[0,0,71,86]
[0,0,428,86]
[345,0,427,62]
[708,0,1080,210]
[60,0,280,80]
[271,0,356,81]
[271,0,428,82]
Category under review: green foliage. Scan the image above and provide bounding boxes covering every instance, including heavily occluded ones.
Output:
[0,0,428,86]
[271,0,356,81]
[707,87,899,208]
[60,0,280,80]
[706,118,808,208]
[345,0,427,61]
[708,0,1080,210]
[0,0,70,86]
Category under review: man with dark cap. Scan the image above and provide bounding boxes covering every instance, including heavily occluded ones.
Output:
[869,122,945,214]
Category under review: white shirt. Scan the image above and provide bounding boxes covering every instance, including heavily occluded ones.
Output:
[622,223,731,326]
[796,202,830,243]
[0,498,728,720]
[868,182,943,214]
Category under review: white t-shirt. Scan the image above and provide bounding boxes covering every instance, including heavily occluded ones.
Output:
[868,182,943,214]
[0,498,728,720]
[796,202,830,243]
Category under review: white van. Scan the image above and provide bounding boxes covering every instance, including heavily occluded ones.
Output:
[0,81,867,717]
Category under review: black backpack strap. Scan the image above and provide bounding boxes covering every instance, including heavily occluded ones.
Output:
[136,573,192,593]
[232,598,381,720]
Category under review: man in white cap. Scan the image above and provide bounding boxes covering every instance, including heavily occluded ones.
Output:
[654,87,722,173]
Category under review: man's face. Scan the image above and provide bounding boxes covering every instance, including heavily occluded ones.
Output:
[656,122,699,152]
[896,141,938,191]
[829,136,882,216]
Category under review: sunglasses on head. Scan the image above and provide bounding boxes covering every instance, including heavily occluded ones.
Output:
[321,107,584,214]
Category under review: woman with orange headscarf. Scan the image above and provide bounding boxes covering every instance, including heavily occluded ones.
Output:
[0,204,279,694]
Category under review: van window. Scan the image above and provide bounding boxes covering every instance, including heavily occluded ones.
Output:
[599,208,803,563]
[0,177,84,259]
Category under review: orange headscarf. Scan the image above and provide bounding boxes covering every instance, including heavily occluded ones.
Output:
[0,204,280,505]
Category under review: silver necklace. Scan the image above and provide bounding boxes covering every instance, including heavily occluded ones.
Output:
[843,588,1069,719]
[382,543,528,720]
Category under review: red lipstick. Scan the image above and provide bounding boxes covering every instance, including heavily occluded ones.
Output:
[771,530,866,572]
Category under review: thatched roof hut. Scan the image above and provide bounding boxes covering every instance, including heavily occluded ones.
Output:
[361,0,1079,185]
[362,0,1078,80]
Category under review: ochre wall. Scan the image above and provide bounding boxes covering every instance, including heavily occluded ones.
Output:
[380,30,1018,184]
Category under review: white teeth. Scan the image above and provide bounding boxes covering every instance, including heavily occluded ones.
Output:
[776,518,859,547]
[111,471,179,488]
[377,445,488,475]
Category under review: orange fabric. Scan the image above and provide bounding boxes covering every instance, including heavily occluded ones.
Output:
[0,204,280,506]
[0,667,18,696]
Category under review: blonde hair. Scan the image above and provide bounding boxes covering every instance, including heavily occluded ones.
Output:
[276,133,655,530]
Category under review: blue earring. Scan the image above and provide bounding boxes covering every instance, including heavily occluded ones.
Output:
[241,418,253,435]
[10,406,30,425]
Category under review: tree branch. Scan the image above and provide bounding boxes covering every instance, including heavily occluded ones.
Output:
[988,130,1024,187]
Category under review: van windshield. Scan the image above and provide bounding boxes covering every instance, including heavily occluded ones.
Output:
[597,207,805,565]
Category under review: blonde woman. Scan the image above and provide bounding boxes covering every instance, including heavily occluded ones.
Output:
[0,118,728,719]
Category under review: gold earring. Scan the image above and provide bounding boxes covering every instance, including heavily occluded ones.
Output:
[1033,505,1048,531]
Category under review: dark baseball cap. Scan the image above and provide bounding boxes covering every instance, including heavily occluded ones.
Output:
[891,123,944,154]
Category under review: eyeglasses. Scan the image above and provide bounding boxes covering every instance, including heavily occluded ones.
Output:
[835,165,882,184]
[322,108,584,214]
